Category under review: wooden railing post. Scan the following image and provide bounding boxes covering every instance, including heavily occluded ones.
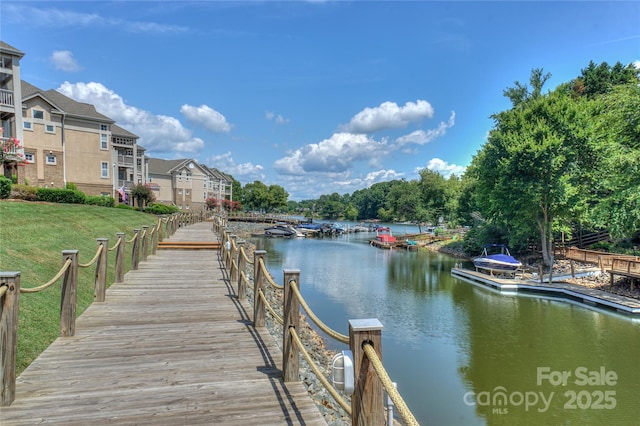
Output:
[237,246,247,300]
[283,270,300,382]
[349,318,384,426]
[1,272,20,406]
[141,226,149,262]
[94,238,108,302]
[253,250,266,327]
[60,250,79,337]
[230,238,238,284]
[114,232,125,283]
[150,224,158,255]
[157,218,164,242]
[131,229,141,270]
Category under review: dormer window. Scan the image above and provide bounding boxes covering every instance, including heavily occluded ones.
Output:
[32,110,44,120]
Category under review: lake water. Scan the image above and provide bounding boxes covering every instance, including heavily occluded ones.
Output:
[249,223,640,425]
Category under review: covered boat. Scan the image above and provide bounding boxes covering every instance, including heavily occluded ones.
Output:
[473,244,522,274]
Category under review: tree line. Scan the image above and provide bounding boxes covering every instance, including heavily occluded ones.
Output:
[231,60,639,263]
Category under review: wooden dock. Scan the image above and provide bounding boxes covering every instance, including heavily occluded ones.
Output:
[451,267,640,316]
[0,222,326,425]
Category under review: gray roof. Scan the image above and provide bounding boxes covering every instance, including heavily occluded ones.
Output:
[147,158,190,175]
[0,41,25,58]
[111,123,138,139]
[21,80,114,124]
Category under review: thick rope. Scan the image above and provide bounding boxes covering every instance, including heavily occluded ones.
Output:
[107,237,121,251]
[126,233,138,244]
[20,259,72,294]
[240,271,254,291]
[0,285,7,298]
[289,326,352,415]
[79,244,104,268]
[363,343,419,426]
[290,281,349,344]
[258,289,283,325]
[239,246,253,264]
[258,258,283,290]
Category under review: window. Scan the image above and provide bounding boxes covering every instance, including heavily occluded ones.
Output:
[101,162,109,178]
[23,121,32,130]
[203,192,207,200]
[45,124,55,134]
[186,190,190,195]
[186,172,191,181]
[24,153,34,163]
[32,110,44,120]
[178,171,182,181]
[186,204,190,210]
[178,189,183,195]
[100,124,109,131]
[46,154,57,165]
[100,134,108,150]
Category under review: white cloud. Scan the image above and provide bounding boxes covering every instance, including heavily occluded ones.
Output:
[273,132,390,175]
[206,152,265,181]
[341,100,435,134]
[57,81,203,155]
[265,111,289,124]
[633,60,640,69]
[419,158,466,178]
[181,104,232,133]
[4,4,187,33]
[50,50,80,72]
[394,111,456,146]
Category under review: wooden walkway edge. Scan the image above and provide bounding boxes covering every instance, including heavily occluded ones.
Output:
[0,222,326,425]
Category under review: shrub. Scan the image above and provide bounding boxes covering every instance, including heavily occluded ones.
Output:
[85,195,115,207]
[11,184,38,201]
[115,203,136,210]
[0,176,10,199]
[36,188,86,204]
[65,182,78,191]
[144,203,179,215]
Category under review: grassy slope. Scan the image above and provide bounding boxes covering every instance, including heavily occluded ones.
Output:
[0,201,160,374]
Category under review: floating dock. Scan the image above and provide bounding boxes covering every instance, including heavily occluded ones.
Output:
[451,267,640,317]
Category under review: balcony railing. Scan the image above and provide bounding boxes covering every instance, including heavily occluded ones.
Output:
[117,155,134,166]
[0,89,14,107]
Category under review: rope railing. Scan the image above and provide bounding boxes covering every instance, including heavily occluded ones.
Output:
[20,259,72,294]
[78,244,103,268]
[289,326,352,414]
[107,237,121,251]
[258,288,283,325]
[290,281,349,344]
[363,343,420,426]
[213,215,420,425]
[1,211,200,407]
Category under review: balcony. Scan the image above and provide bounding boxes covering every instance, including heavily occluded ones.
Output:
[0,89,14,107]
[117,154,134,166]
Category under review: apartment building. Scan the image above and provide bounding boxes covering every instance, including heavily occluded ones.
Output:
[147,158,233,211]
[3,41,233,208]
[0,41,25,178]
[20,81,119,195]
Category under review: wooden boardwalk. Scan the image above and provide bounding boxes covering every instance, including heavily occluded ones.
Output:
[0,222,326,425]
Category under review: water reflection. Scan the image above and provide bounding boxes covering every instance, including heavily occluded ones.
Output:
[254,231,640,425]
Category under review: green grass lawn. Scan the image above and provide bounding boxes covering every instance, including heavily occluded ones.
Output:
[0,201,161,374]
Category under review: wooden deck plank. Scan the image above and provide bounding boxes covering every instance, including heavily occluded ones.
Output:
[0,222,326,425]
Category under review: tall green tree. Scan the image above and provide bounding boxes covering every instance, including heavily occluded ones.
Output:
[470,71,594,265]
[588,84,640,236]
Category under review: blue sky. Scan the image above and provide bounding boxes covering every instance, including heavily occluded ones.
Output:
[2,1,639,200]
